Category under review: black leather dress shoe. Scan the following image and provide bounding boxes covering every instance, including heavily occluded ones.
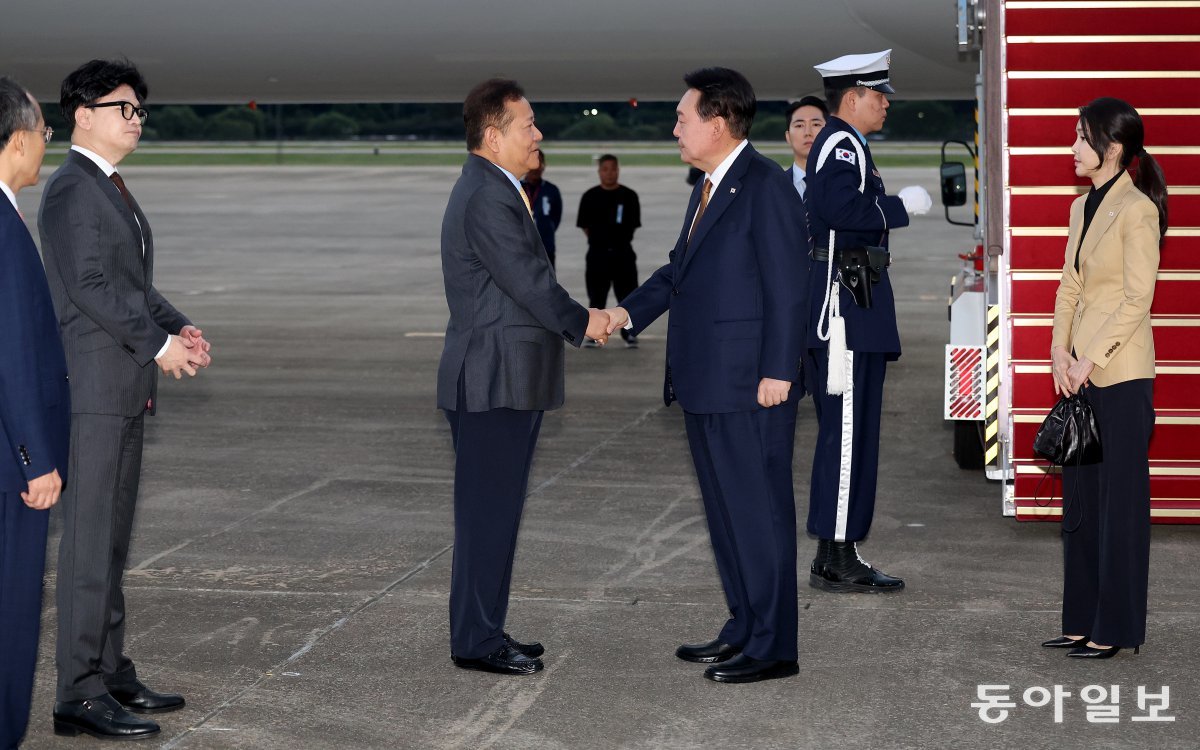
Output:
[809,539,905,593]
[108,680,186,714]
[1041,635,1088,648]
[451,644,544,675]
[53,694,161,739]
[1068,644,1140,659]
[503,631,545,658]
[703,654,800,684]
[675,638,741,664]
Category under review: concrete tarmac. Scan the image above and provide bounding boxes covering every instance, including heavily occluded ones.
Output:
[15,163,1197,749]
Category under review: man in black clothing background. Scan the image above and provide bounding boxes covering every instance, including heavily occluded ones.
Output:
[577,154,641,347]
[521,148,562,267]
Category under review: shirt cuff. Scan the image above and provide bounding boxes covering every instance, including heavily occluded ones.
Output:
[154,335,171,359]
[624,317,633,330]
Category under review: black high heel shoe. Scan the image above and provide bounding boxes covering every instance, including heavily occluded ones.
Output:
[1067,644,1141,659]
[1041,635,1088,648]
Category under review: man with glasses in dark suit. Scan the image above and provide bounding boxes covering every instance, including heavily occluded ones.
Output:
[39,59,211,740]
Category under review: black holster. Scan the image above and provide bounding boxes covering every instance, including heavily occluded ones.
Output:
[837,246,889,309]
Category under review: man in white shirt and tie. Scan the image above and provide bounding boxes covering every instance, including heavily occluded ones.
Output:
[784,95,828,200]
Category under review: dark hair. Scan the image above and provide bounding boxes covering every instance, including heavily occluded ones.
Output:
[682,67,756,140]
[824,85,867,114]
[463,78,524,152]
[1079,97,1168,240]
[60,58,148,127]
[786,95,829,122]
[597,153,618,166]
[0,77,39,147]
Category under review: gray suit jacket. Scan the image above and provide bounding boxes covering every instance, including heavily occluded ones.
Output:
[437,154,588,412]
[39,150,190,417]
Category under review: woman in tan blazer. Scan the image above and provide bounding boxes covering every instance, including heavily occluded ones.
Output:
[1043,98,1169,659]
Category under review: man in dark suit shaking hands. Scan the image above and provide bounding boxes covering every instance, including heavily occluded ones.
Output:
[438,79,610,676]
[0,76,71,750]
[605,68,810,683]
[39,59,211,740]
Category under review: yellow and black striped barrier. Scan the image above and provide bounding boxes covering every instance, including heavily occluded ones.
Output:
[984,304,1001,467]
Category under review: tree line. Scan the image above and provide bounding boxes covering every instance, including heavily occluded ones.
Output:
[40,100,973,142]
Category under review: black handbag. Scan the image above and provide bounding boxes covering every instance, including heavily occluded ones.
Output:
[1033,392,1103,466]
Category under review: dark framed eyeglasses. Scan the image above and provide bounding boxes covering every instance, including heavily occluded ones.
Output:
[85,100,148,125]
[27,126,53,144]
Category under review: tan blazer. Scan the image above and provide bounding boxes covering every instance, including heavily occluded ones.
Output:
[1051,172,1160,387]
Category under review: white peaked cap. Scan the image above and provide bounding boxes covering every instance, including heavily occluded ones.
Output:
[814,49,895,94]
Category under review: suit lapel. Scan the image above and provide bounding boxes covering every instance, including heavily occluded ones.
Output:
[1065,197,1085,283]
[131,194,153,278]
[672,180,704,272]
[95,169,146,254]
[679,145,752,276]
[1078,172,1133,269]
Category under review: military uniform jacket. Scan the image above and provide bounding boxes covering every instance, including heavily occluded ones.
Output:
[0,199,70,492]
[39,151,191,417]
[804,115,908,358]
[1052,172,1159,387]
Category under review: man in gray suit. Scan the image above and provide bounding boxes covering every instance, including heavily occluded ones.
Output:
[438,78,610,675]
[39,59,210,740]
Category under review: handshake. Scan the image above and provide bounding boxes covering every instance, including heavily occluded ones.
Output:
[155,325,213,379]
[584,306,631,346]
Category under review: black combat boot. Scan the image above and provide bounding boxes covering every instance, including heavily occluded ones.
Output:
[810,539,904,593]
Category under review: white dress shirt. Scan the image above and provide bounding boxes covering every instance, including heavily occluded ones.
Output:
[706,139,750,194]
[791,162,807,200]
[0,180,17,212]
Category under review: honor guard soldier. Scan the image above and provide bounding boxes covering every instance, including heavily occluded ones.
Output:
[803,50,931,593]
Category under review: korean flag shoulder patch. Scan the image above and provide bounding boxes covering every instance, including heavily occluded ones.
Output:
[835,147,856,166]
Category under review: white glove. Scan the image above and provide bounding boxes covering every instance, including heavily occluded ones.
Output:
[898,185,933,215]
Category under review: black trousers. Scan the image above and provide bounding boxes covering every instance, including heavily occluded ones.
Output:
[585,247,638,311]
[1,490,49,749]
[683,402,799,661]
[1060,378,1154,647]
[806,349,887,542]
[56,414,143,702]
[443,398,543,660]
